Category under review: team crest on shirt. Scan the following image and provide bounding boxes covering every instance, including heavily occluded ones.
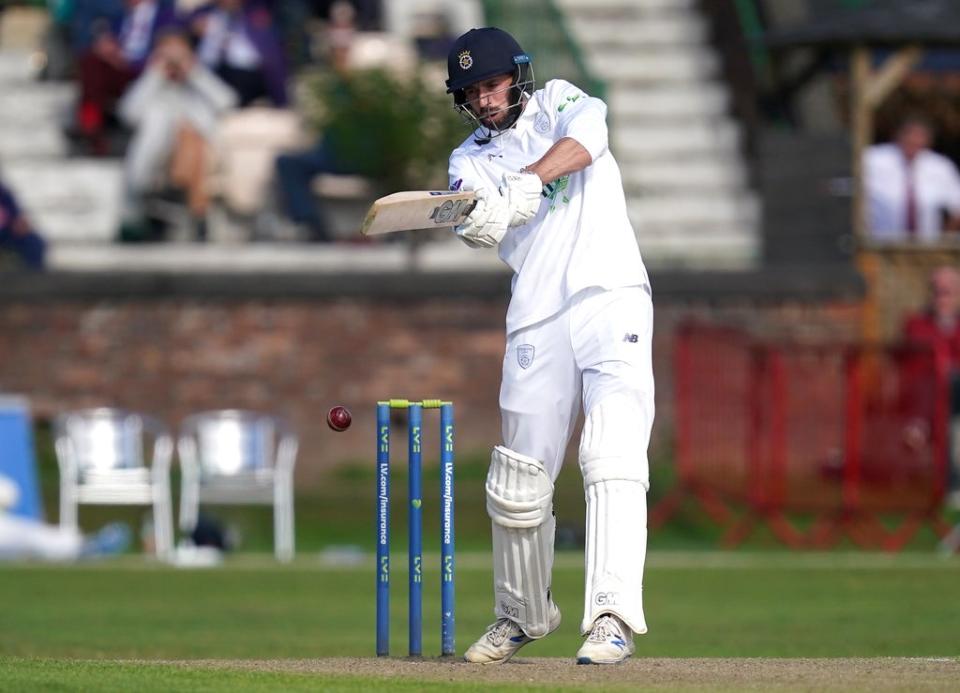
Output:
[534,111,550,134]
[517,344,535,369]
[458,50,473,70]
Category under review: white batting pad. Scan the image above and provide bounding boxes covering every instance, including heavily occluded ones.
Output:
[486,445,558,638]
[579,394,651,635]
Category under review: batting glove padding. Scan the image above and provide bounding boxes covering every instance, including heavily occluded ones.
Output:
[455,188,511,248]
[500,171,543,227]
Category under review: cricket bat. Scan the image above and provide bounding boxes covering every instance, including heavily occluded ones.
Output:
[360,190,477,236]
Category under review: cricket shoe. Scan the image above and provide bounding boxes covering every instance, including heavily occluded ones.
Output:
[463,602,561,664]
[576,614,634,665]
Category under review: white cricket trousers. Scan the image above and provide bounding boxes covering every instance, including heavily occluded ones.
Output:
[499,284,655,482]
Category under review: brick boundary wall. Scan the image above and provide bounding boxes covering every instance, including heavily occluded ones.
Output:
[0,268,865,486]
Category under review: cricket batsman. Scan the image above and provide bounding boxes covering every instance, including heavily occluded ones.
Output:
[445,27,655,664]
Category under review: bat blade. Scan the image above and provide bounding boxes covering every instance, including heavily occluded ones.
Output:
[360,190,477,236]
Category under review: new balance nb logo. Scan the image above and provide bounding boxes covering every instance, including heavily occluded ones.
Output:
[623,333,639,343]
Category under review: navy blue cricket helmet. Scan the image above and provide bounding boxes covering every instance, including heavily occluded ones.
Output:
[445,27,535,137]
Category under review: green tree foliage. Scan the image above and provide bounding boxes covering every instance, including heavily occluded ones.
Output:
[304,69,467,192]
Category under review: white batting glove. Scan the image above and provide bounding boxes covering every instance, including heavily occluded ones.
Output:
[500,171,543,227]
[455,189,511,248]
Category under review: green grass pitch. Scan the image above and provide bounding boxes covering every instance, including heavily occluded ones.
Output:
[11,437,960,689]
[1,552,958,690]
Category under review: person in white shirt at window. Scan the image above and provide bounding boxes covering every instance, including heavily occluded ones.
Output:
[865,115,960,243]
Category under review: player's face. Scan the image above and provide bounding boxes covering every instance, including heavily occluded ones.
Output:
[463,73,515,128]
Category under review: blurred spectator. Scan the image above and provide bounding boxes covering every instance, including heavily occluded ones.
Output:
[41,0,84,81]
[865,115,960,243]
[118,27,237,241]
[191,0,288,107]
[275,139,356,242]
[326,0,356,74]
[322,0,380,30]
[901,266,960,507]
[212,107,304,224]
[67,0,124,55]
[265,0,312,71]
[0,473,131,561]
[272,1,356,242]
[73,0,177,154]
[0,178,46,271]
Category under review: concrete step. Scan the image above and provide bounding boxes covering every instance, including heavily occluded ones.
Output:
[556,0,695,17]
[48,239,510,273]
[621,158,748,193]
[3,160,124,242]
[0,83,74,125]
[552,0,758,271]
[628,192,760,228]
[609,83,728,119]
[0,125,66,159]
[568,15,706,48]
[639,226,759,270]
[587,47,718,83]
[613,120,741,159]
[0,50,39,83]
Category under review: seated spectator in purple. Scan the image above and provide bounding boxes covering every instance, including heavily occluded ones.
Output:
[0,180,46,271]
[75,0,177,154]
[191,0,289,107]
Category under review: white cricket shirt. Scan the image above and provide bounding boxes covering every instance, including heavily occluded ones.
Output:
[448,79,649,334]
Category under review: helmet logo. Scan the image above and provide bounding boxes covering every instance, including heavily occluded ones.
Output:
[458,50,473,70]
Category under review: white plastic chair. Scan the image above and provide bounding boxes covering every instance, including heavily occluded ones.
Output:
[178,410,298,562]
[55,408,174,560]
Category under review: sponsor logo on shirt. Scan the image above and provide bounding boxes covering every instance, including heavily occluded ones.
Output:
[557,93,583,112]
[544,175,570,211]
[449,178,463,191]
[623,333,639,343]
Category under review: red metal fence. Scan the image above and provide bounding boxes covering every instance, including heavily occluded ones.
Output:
[654,323,953,550]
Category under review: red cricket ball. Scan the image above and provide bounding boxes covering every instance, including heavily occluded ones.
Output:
[326,405,352,432]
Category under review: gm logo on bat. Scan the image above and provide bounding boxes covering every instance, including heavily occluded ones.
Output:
[430,198,474,225]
